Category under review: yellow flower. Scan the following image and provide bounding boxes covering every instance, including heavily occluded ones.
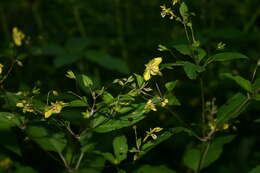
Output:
[161,98,169,107]
[16,100,37,114]
[12,27,25,46]
[0,158,12,169]
[143,57,162,81]
[143,127,163,142]
[222,123,229,130]
[44,101,66,118]
[0,63,3,74]
[160,5,176,20]
[145,99,157,111]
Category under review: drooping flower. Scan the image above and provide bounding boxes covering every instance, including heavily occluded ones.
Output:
[12,27,25,46]
[145,99,157,111]
[161,98,169,107]
[160,5,176,20]
[44,101,66,118]
[143,127,163,142]
[143,57,162,81]
[16,100,36,114]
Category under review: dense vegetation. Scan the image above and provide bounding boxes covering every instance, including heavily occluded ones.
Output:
[1,0,260,173]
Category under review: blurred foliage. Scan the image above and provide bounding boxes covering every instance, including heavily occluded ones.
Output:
[0,0,260,173]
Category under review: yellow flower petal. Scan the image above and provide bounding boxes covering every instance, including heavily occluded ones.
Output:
[143,70,151,81]
[44,109,53,118]
[0,64,3,74]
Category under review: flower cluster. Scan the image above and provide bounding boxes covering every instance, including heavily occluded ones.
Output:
[44,101,66,118]
[143,57,162,81]
[16,100,36,114]
[12,27,25,46]
[160,5,176,20]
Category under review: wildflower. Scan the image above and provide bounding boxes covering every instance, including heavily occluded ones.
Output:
[12,27,25,46]
[143,127,163,142]
[44,101,66,118]
[145,99,157,111]
[161,98,169,107]
[160,5,176,19]
[0,63,3,74]
[172,0,180,6]
[0,158,12,169]
[222,123,229,130]
[16,100,36,114]
[143,57,162,81]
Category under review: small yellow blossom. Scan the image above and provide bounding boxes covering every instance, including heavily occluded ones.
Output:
[143,127,163,142]
[143,57,162,81]
[0,63,3,74]
[0,158,12,169]
[145,99,157,111]
[172,0,180,6]
[161,99,169,107]
[222,123,229,130]
[12,27,25,46]
[160,5,176,19]
[16,100,36,114]
[44,101,66,118]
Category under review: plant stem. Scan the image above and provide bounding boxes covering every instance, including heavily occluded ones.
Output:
[199,78,206,137]
[75,152,84,170]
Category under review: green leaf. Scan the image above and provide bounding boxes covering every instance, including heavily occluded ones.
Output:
[222,73,253,93]
[165,80,178,92]
[173,44,207,62]
[216,93,248,126]
[0,130,21,156]
[26,124,67,153]
[183,135,236,170]
[69,100,88,107]
[15,166,38,173]
[134,74,144,88]
[94,104,146,133]
[113,135,128,163]
[0,112,21,130]
[85,50,129,74]
[206,52,248,65]
[134,165,176,173]
[179,2,189,21]
[248,165,260,173]
[183,62,205,80]
[138,127,197,159]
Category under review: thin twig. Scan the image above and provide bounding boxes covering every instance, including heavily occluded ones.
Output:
[75,152,84,170]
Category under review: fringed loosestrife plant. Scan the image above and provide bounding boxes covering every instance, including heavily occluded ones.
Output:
[1,2,260,173]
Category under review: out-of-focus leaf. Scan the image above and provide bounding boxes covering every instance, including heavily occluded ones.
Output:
[15,166,38,173]
[134,165,176,173]
[113,135,128,163]
[183,135,236,170]
[26,124,67,153]
[85,51,129,74]
[248,165,260,173]
[165,80,178,92]
[222,73,253,93]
